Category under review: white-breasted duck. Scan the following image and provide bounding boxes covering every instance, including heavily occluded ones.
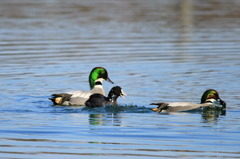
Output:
[49,67,114,106]
[151,89,226,112]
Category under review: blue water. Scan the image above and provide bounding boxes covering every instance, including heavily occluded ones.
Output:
[1,0,240,158]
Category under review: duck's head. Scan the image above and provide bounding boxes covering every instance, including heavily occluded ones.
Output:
[201,89,226,108]
[108,86,127,101]
[89,67,114,89]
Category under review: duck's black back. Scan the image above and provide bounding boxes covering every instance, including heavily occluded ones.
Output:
[85,94,108,107]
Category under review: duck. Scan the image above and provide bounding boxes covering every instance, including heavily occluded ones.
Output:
[49,67,114,106]
[85,86,127,107]
[151,89,226,112]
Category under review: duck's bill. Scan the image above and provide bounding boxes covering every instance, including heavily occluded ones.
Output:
[120,90,127,99]
[106,77,114,84]
[219,99,226,108]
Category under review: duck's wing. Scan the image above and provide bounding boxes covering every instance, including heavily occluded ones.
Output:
[49,93,72,105]
[151,102,213,112]
[165,102,213,112]
[67,90,92,98]
[68,85,105,98]
[49,90,92,106]
[49,85,106,106]
[65,96,89,106]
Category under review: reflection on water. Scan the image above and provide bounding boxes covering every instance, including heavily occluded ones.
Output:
[201,109,226,123]
[89,113,122,126]
[1,0,240,158]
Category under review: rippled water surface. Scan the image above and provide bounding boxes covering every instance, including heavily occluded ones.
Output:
[1,0,240,158]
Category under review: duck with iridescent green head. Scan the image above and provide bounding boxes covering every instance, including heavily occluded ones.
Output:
[49,67,114,106]
[151,89,226,112]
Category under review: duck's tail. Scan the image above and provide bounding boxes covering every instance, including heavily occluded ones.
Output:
[150,103,168,112]
[49,93,72,105]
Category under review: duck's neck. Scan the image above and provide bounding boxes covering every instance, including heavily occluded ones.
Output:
[89,76,105,89]
[91,79,105,95]
[204,99,215,103]
[95,81,102,86]
[204,98,226,108]
[107,93,118,105]
[92,78,104,89]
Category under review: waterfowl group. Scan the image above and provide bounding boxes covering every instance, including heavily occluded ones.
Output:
[151,89,226,112]
[49,67,226,112]
[49,67,114,106]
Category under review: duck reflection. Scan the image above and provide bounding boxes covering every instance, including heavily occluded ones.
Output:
[89,114,104,125]
[89,113,121,126]
[201,108,226,123]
